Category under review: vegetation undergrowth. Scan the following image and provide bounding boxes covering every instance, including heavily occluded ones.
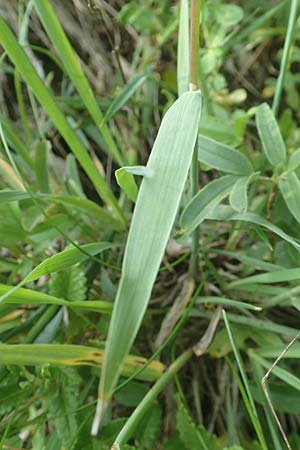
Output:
[0,1,300,449]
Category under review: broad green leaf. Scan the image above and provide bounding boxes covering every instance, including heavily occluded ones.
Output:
[256,103,286,167]
[0,16,125,226]
[32,0,125,167]
[198,134,253,175]
[229,176,249,212]
[215,4,244,26]
[180,175,239,235]
[177,0,189,96]
[98,91,202,416]
[207,205,300,251]
[279,171,300,224]
[229,267,300,289]
[0,283,112,313]
[102,74,147,124]
[0,344,165,381]
[288,148,300,171]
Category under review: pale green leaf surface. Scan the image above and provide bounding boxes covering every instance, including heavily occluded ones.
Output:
[198,134,253,175]
[99,91,202,405]
[288,148,300,171]
[279,171,300,224]
[180,175,239,234]
[177,0,189,96]
[229,176,249,212]
[256,103,286,167]
[229,267,300,288]
[115,168,139,203]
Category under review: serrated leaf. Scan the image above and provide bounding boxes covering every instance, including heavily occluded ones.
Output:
[256,103,286,167]
[135,403,162,449]
[198,135,253,175]
[279,171,300,224]
[50,265,87,302]
[180,175,239,235]
[97,91,202,414]
[176,400,221,450]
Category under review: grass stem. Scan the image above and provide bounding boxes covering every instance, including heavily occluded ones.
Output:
[272,0,298,116]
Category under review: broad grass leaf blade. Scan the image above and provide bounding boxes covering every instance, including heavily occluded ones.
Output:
[99,91,202,412]
[33,0,124,166]
[177,0,189,96]
[0,344,165,382]
[0,17,125,226]
[207,205,300,251]
[229,176,249,212]
[279,171,300,224]
[102,74,147,124]
[256,103,286,167]
[198,134,253,175]
[180,175,239,235]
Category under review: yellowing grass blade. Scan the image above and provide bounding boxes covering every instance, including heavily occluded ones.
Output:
[92,91,202,434]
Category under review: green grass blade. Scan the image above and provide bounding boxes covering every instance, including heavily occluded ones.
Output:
[177,0,190,96]
[272,0,299,116]
[102,74,148,124]
[33,0,125,167]
[0,189,123,230]
[198,134,253,175]
[207,205,300,251]
[180,175,239,235]
[94,91,202,431]
[0,344,165,382]
[196,296,261,311]
[256,103,286,167]
[0,242,113,303]
[0,16,126,226]
[0,284,112,314]
[223,310,268,450]
[229,267,300,289]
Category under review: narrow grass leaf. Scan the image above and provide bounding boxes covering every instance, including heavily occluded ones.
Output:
[279,171,300,224]
[229,176,249,212]
[33,0,124,166]
[256,103,286,167]
[98,91,202,415]
[0,17,125,225]
[0,344,165,382]
[177,0,189,96]
[198,134,253,175]
[102,74,147,124]
[229,267,300,289]
[0,284,112,314]
[0,189,123,230]
[197,296,261,311]
[180,175,239,235]
[207,205,300,251]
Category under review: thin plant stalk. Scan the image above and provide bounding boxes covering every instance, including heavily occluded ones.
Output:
[189,0,201,278]
[272,0,298,116]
